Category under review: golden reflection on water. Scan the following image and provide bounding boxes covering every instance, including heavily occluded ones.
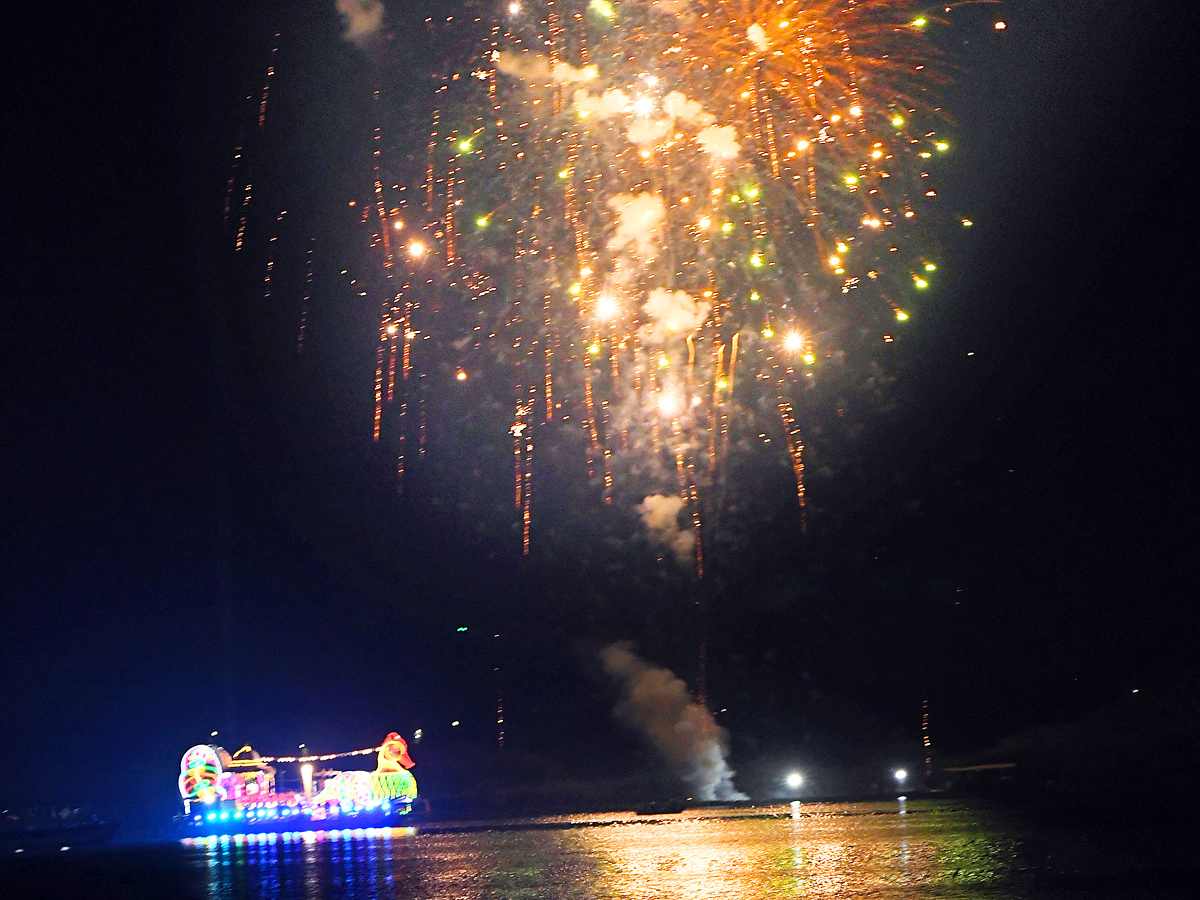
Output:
[191,803,1025,900]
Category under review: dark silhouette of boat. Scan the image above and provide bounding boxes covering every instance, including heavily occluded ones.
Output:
[1,806,119,854]
[633,798,688,815]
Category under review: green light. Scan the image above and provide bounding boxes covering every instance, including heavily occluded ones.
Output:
[746,186,759,198]
[895,309,910,321]
[476,216,489,228]
[750,291,761,301]
[913,277,928,289]
[924,262,937,272]
[458,139,472,152]
[456,626,468,632]
[721,222,733,233]
[936,141,949,152]
[569,283,581,295]
[558,169,570,179]
[589,0,615,18]
[912,17,927,28]
[730,194,742,203]
[750,253,763,267]
[843,174,858,185]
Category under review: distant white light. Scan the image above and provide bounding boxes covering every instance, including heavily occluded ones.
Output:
[785,772,804,789]
[894,769,908,783]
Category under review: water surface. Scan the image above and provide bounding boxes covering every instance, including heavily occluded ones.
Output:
[3,801,1191,899]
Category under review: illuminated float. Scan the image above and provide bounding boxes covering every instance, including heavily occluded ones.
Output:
[177,733,417,834]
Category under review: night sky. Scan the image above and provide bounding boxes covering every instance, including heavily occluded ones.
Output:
[5,0,1193,835]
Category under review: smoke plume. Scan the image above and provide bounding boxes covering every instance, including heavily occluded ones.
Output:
[600,642,747,801]
[697,124,740,160]
[336,0,384,45]
[662,91,716,128]
[574,87,632,119]
[637,494,694,564]
[640,287,711,344]
[607,193,666,260]
[496,52,598,84]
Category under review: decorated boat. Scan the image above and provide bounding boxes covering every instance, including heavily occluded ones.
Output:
[177,732,418,835]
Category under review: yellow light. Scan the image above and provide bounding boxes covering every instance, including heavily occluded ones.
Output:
[588,342,601,355]
[892,115,905,127]
[995,21,1006,30]
[580,266,593,277]
[730,194,741,203]
[386,324,398,335]
[844,174,858,185]
[762,326,774,338]
[849,105,862,117]
[476,216,489,228]
[408,240,426,258]
[456,369,468,380]
[750,291,760,301]
[721,222,733,232]
[871,149,883,159]
[716,379,728,390]
[558,169,569,179]
[913,277,928,289]
[590,0,615,18]
[747,186,759,198]
[836,242,848,253]
[828,255,841,267]
[912,17,927,28]
[750,253,763,267]
[936,142,949,151]
[569,282,581,294]
[698,216,711,229]
[924,262,937,272]
[797,138,810,150]
[803,352,815,365]
[392,220,404,230]
[961,218,973,227]
[895,309,909,321]
[458,139,472,152]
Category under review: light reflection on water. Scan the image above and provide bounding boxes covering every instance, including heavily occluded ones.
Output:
[190,803,1030,900]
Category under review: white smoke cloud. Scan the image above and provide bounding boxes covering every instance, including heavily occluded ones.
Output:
[554,61,600,83]
[336,0,384,45]
[662,91,715,128]
[747,24,770,54]
[574,87,631,119]
[607,193,666,260]
[627,119,671,148]
[637,494,694,564]
[600,642,747,801]
[697,125,740,160]
[640,288,711,344]
[496,52,598,84]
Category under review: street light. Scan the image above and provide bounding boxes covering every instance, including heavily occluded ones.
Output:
[894,768,908,785]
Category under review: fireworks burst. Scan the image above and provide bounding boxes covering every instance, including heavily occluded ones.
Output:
[337,0,966,575]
